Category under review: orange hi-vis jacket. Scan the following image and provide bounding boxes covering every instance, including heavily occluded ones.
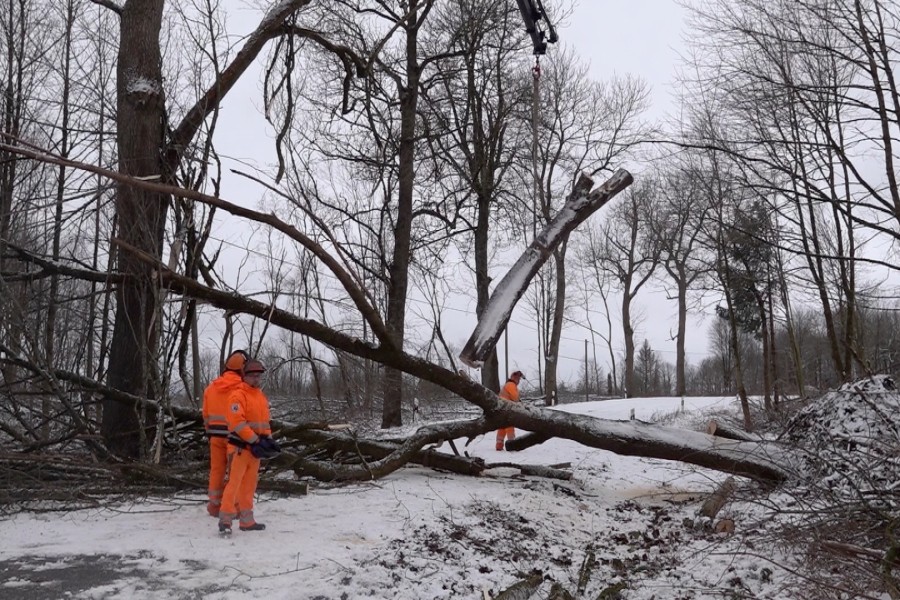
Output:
[226,384,272,448]
[499,380,520,402]
[495,378,520,450]
[202,371,243,438]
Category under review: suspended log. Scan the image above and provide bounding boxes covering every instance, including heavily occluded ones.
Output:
[459,170,633,368]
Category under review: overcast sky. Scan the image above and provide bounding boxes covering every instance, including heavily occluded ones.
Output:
[563,0,686,119]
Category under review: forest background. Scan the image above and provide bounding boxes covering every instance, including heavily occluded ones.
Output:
[1,0,900,457]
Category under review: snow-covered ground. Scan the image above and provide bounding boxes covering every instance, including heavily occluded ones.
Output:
[0,395,849,599]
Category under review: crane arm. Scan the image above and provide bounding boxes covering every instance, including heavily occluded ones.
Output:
[514,0,558,55]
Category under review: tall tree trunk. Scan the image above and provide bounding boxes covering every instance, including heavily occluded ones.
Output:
[382,0,423,428]
[544,243,567,406]
[720,249,752,431]
[752,289,772,411]
[675,277,687,397]
[767,285,780,409]
[44,0,75,441]
[103,0,169,458]
[622,285,635,399]
[0,0,27,414]
[475,191,500,392]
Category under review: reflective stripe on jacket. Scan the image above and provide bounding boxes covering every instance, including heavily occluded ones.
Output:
[226,384,272,447]
[202,371,243,438]
[499,380,520,402]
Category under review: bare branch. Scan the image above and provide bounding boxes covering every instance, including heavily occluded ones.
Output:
[88,0,122,15]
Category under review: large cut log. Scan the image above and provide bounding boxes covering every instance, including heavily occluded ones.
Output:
[505,432,551,451]
[699,476,735,519]
[706,419,759,442]
[459,170,633,368]
[485,462,573,480]
[493,404,792,484]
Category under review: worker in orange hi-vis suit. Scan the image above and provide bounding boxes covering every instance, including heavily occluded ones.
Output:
[495,370,524,451]
[218,359,280,535]
[201,350,248,518]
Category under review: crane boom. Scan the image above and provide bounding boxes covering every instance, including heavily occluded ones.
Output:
[515,0,558,55]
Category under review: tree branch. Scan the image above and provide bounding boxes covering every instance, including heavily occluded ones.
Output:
[167,0,315,166]
[88,0,122,15]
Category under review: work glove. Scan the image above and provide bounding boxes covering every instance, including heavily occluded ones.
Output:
[250,436,282,459]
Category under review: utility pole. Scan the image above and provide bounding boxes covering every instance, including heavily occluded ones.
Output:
[504,327,509,378]
[584,339,589,403]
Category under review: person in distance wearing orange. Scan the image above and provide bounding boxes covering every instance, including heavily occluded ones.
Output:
[218,359,280,534]
[201,349,248,518]
[496,370,524,451]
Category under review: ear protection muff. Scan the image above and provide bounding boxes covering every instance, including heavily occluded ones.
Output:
[224,350,249,372]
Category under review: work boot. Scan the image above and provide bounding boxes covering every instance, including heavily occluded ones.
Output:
[218,522,232,535]
[240,522,266,532]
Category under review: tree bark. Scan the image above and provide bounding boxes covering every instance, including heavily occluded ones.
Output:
[382,0,427,429]
[104,0,168,458]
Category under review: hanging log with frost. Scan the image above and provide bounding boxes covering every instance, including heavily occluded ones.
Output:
[459,170,631,368]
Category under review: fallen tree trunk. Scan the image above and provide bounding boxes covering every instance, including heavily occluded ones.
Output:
[1,274,792,487]
[505,432,550,451]
[498,405,791,484]
[265,418,496,481]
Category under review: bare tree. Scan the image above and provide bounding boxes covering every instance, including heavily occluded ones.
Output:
[421,0,529,393]
[679,0,900,387]
[581,177,659,398]
[94,0,324,457]
[649,162,714,397]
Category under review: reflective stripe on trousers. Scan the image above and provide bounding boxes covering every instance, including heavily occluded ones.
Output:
[207,437,229,516]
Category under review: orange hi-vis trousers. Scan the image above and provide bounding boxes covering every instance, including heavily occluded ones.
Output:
[207,437,229,517]
[496,426,515,450]
[219,446,260,529]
